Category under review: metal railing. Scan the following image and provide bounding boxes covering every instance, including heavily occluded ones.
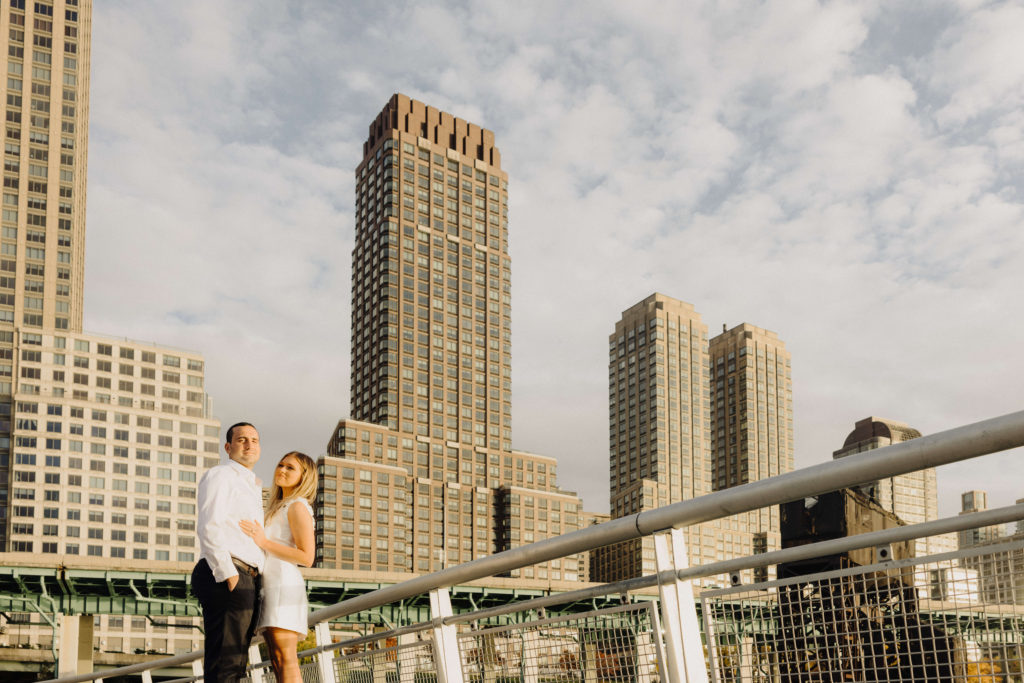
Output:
[39,409,1024,683]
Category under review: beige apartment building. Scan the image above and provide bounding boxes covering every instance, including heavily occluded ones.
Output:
[956,491,1024,605]
[317,95,587,579]
[1,0,92,549]
[833,416,956,557]
[709,323,793,489]
[5,330,219,558]
[0,0,226,659]
[593,295,792,585]
[0,329,219,654]
[959,490,1004,550]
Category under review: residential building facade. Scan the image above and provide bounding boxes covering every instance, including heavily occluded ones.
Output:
[1,0,92,549]
[0,1,222,658]
[594,295,790,584]
[317,95,585,579]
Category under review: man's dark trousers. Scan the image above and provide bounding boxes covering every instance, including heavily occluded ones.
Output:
[191,559,261,683]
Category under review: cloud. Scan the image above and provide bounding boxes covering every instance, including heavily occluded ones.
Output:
[929,3,1024,127]
[85,0,1024,519]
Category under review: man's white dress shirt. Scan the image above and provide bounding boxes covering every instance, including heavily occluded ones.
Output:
[197,459,265,582]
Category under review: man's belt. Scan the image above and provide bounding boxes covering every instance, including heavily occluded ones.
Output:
[231,558,259,578]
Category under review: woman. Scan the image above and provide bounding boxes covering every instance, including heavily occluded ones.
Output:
[240,451,317,683]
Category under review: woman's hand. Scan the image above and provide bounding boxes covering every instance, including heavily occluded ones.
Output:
[239,519,267,549]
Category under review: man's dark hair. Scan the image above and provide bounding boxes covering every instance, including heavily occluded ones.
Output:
[226,422,256,444]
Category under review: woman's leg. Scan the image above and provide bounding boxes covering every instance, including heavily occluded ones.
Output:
[265,627,301,682]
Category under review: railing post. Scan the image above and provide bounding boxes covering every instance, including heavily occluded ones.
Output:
[654,529,708,683]
[191,657,203,680]
[315,621,338,683]
[429,587,466,683]
[248,643,267,683]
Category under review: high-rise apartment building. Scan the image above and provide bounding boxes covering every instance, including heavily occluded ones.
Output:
[833,417,956,556]
[709,323,793,489]
[959,490,1002,549]
[317,95,586,581]
[4,331,219,558]
[957,490,1024,604]
[0,2,222,658]
[594,295,789,584]
[0,0,90,333]
[0,0,93,548]
[708,322,792,565]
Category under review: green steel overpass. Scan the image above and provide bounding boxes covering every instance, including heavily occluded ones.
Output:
[0,552,625,625]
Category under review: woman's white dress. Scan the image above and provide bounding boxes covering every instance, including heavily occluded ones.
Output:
[257,499,312,635]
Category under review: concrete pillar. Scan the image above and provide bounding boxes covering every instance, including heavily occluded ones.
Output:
[57,614,94,677]
[582,640,599,683]
[397,633,418,683]
[481,633,499,683]
[520,630,540,683]
[372,648,391,683]
[738,636,754,683]
[635,631,656,683]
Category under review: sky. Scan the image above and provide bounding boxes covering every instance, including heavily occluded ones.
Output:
[82,0,1024,519]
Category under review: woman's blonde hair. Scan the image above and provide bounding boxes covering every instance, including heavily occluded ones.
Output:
[265,451,318,524]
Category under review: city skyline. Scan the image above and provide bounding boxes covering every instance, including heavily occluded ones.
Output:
[81,1,1023,516]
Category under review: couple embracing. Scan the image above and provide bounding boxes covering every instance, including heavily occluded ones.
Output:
[191,422,317,683]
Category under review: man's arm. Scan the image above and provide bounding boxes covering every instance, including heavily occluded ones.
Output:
[197,468,239,583]
[241,502,315,567]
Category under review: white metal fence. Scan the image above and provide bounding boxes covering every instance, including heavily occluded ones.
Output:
[37,410,1024,683]
[260,536,1024,683]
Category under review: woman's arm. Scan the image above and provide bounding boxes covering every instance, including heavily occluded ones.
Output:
[239,502,315,567]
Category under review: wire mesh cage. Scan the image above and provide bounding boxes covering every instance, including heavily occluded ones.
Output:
[700,540,1024,682]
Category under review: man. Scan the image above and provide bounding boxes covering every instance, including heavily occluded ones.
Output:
[191,422,266,682]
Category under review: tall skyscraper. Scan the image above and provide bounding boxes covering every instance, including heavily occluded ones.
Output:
[957,490,1024,604]
[959,490,1002,549]
[709,323,793,489]
[317,95,587,581]
[608,294,711,516]
[833,417,955,556]
[708,322,792,560]
[0,0,90,335]
[349,94,510,447]
[1,0,94,548]
[594,295,790,584]
[596,294,710,580]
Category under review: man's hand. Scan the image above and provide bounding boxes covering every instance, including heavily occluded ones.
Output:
[226,574,239,592]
